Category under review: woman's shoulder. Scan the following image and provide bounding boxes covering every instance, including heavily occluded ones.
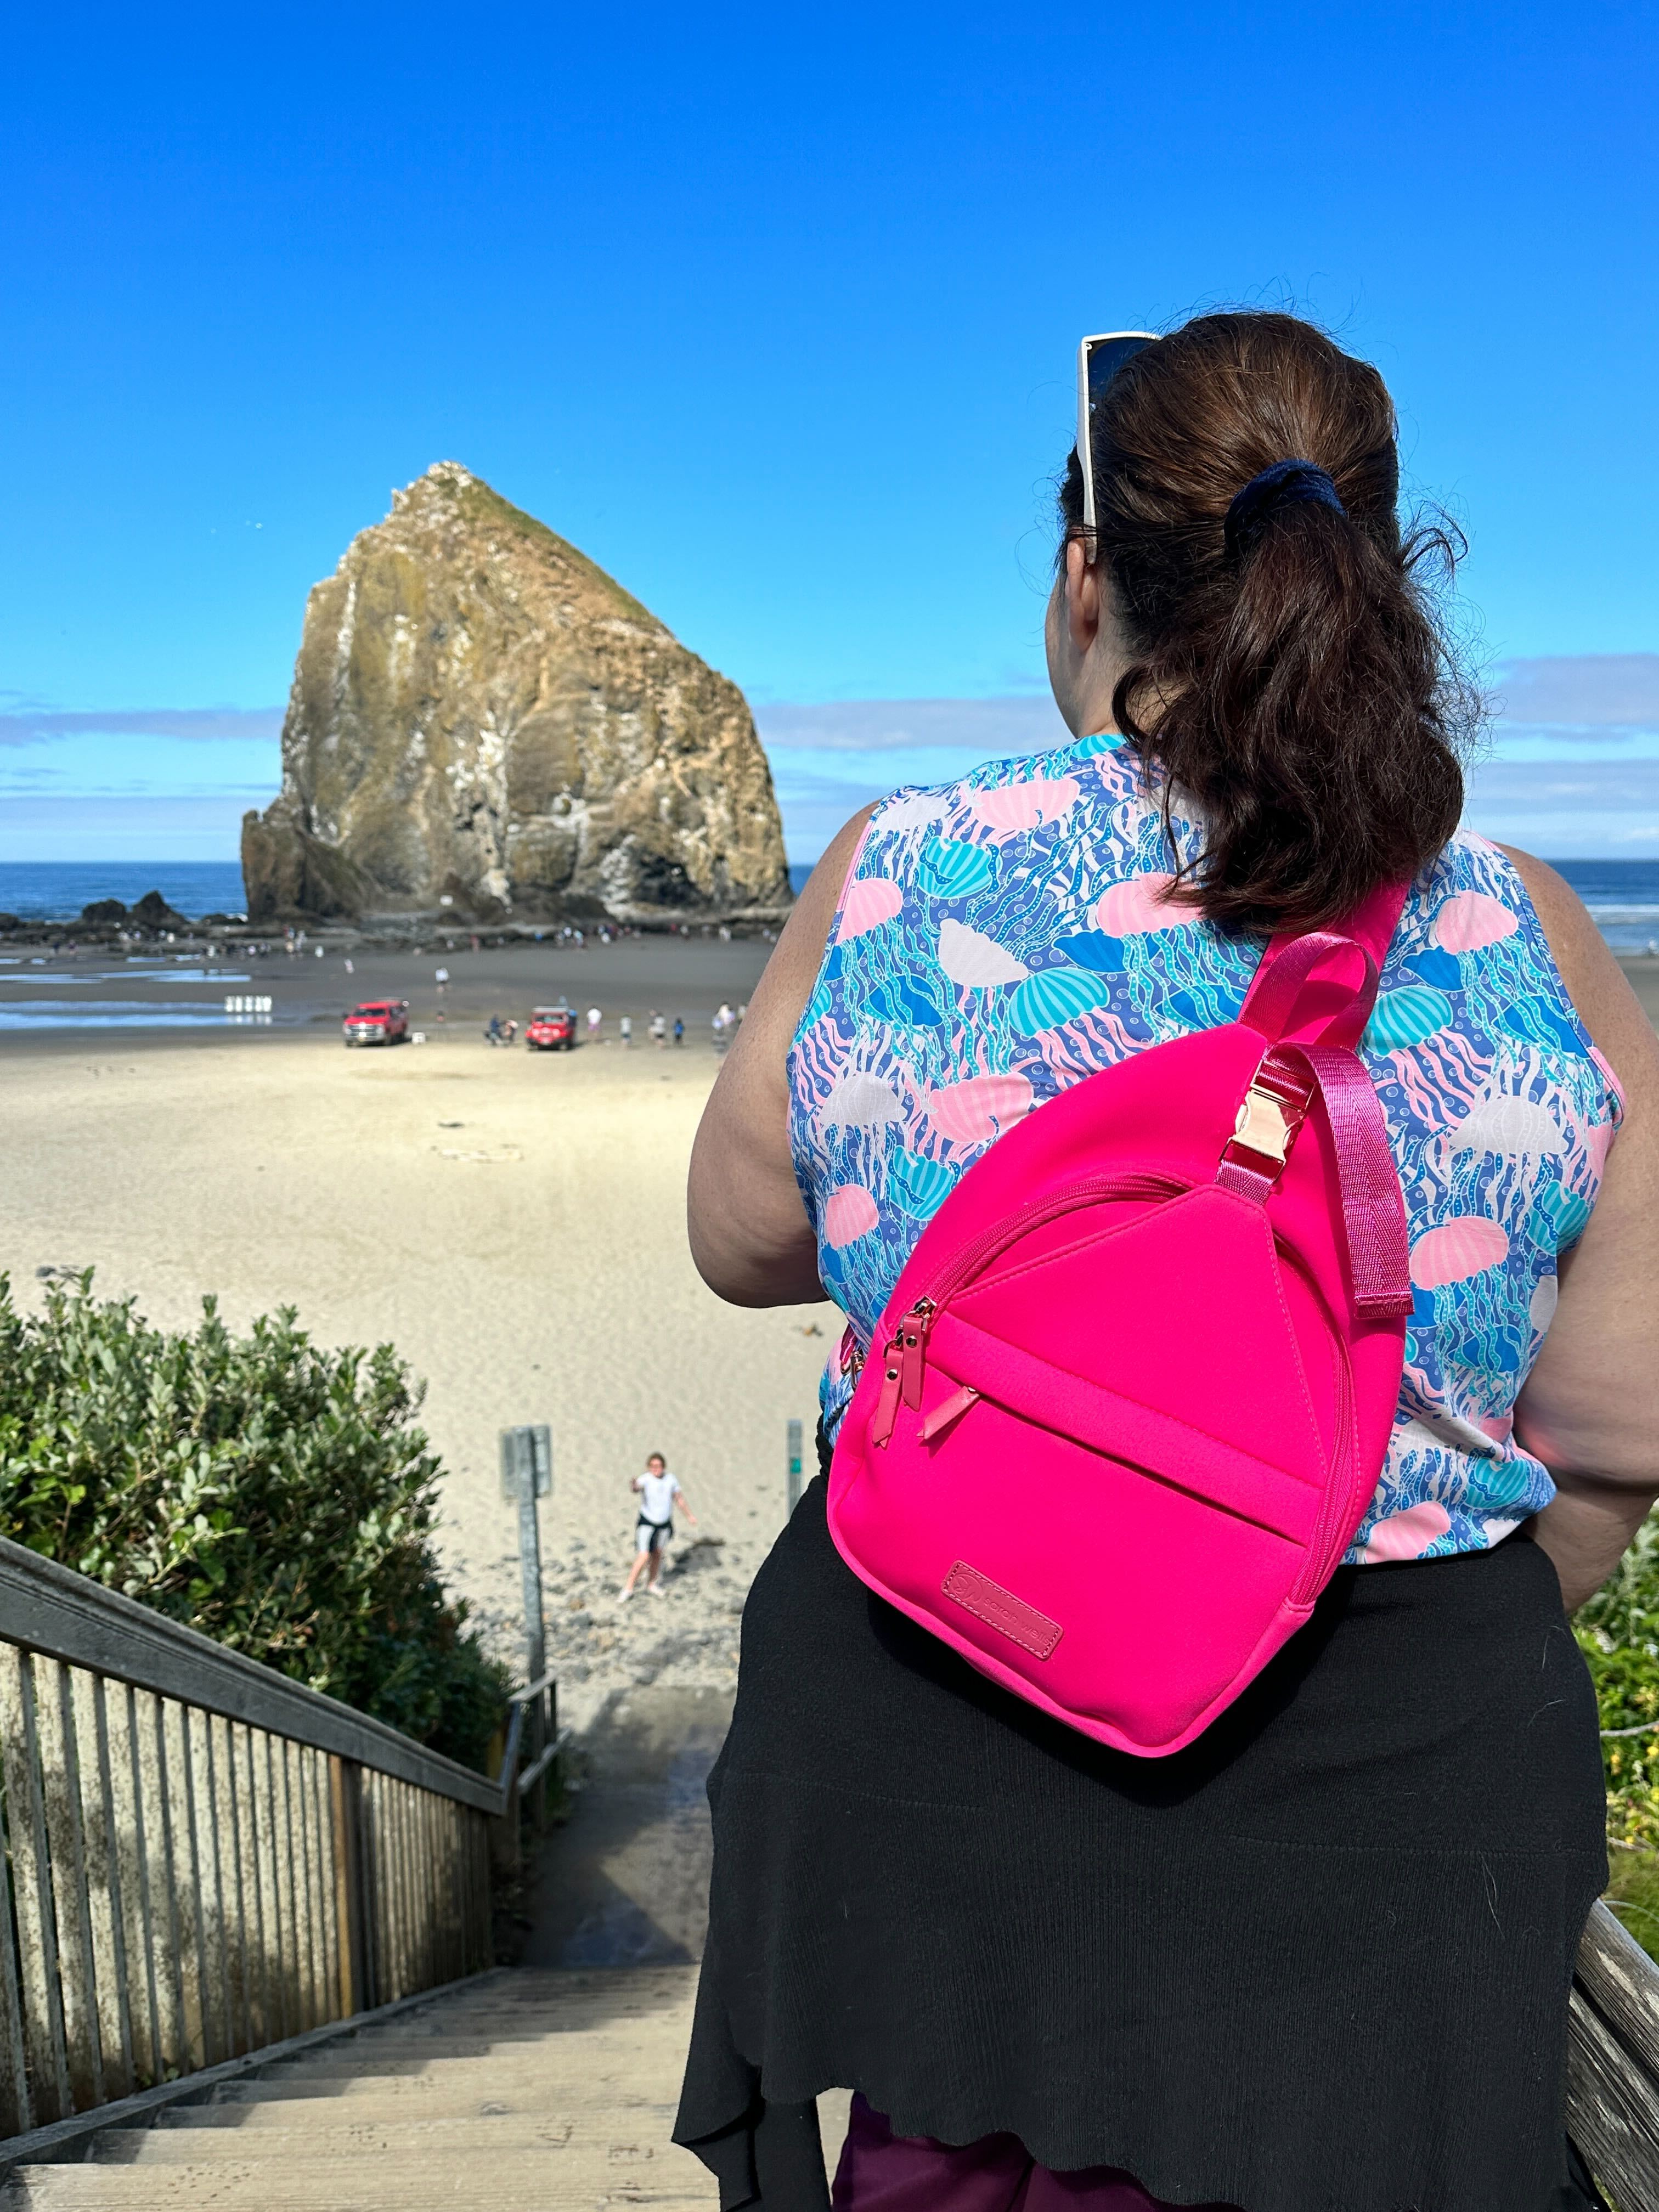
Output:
[1489,840,1659,1114]
[855,731,1144,861]
[1396,831,1643,1111]
[1413,825,1554,922]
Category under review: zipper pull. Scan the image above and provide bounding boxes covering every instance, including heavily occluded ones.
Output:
[870,1298,935,1449]
[921,1382,979,1443]
[871,1344,904,1448]
[871,1291,938,1451]
[899,1299,935,1411]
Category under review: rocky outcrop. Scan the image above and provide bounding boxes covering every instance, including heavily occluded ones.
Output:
[78,892,189,932]
[241,464,791,924]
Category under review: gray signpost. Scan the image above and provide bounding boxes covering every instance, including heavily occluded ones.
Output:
[500,1424,554,1829]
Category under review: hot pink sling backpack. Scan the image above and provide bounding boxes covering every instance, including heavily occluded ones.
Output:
[826,881,1414,1757]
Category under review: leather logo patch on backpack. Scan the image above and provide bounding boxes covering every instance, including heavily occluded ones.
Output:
[943,1561,1063,1661]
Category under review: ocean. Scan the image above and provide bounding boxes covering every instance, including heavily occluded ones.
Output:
[1536,860,1659,951]
[0,862,247,923]
[5,859,1657,953]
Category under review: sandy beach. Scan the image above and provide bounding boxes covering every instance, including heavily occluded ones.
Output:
[0,1002,837,1721]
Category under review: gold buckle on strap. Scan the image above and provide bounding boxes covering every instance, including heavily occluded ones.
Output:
[1232,1082,1293,1166]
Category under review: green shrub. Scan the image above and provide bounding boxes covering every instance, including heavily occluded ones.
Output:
[1604,1847,1659,1964]
[1575,1508,1659,1854]
[0,1272,509,1771]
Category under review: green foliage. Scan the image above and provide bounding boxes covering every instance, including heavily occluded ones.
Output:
[1604,1847,1659,1967]
[1576,1509,1659,1853]
[0,1272,509,1771]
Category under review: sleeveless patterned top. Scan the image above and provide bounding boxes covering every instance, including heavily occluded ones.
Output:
[787,733,1624,1566]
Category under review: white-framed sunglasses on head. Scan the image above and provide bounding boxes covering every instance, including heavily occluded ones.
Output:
[1076,331,1159,532]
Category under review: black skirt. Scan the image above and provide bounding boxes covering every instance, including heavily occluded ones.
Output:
[675,1464,1609,2212]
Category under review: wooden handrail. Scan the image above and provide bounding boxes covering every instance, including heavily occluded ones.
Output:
[0,1536,532,2143]
[0,1536,499,1813]
[509,1668,557,1708]
[516,1726,572,1800]
[1568,1898,1659,2205]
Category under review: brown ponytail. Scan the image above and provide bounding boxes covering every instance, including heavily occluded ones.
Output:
[1059,311,1475,933]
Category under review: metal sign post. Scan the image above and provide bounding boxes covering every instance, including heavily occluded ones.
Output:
[786,1418,804,1515]
[500,1424,553,1829]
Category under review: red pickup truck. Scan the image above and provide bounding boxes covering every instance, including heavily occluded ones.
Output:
[525,1004,577,1051]
[342,1000,410,1046]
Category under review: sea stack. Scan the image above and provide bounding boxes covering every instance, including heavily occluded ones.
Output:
[241,464,791,923]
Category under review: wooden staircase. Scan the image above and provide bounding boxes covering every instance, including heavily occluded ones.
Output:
[0,1967,717,2210]
[4,1537,1654,2209]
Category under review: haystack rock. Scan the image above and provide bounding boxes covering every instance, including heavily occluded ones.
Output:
[241,463,791,924]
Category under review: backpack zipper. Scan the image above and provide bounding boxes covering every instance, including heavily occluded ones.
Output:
[924,1170,1187,1313]
[869,1170,1362,1590]
[871,1172,1184,1446]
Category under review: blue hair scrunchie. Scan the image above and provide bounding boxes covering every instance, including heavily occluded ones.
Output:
[1223,458,1346,561]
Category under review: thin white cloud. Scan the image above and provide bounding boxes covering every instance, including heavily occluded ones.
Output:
[5,657,1652,756]
[1489,655,1659,731]
[756,696,1071,754]
[0,703,284,747]
[0,796,260,864]
[1463,758,1659,854]
[757,662,1659,755]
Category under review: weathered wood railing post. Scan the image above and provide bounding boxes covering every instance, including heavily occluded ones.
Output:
[328,1755,369,2017]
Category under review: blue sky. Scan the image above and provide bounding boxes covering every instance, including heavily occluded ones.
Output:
[2,2,1656,863]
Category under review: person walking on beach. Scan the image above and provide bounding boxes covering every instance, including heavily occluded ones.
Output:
[620,1453,698,1599]
[674,1016,685,1047]
[676,312,1659,2212]
[619,1014,633,1048]
[651,1009,668,1048]
[587,1005,602,1042]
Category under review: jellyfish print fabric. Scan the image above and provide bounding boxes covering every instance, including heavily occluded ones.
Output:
[785,732,1624,1567]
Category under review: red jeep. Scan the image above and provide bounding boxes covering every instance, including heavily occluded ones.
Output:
[525,1004,576,1051]
[343,999,410,1046]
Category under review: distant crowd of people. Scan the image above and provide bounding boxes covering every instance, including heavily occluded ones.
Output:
[474,1004,746,1047]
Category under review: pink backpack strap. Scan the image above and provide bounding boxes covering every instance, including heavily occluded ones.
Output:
[1239,878,1410,1043]
[1226,880,1414,1321]
[1298,1040,1414,1316]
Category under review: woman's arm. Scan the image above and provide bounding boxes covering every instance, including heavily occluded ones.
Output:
[1502,848,1659,1610]
[687,806,875,1307]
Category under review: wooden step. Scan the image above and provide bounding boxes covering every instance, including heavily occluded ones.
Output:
[217,2038,685,2086]
[92,2111,681,2161]
[331,2016,688,2041]
[240,2045,684,2079]
[276,2023,695,2058]
[1,2149,716,2209]
[0,1966,733,2208]
[153,2090,670,2128]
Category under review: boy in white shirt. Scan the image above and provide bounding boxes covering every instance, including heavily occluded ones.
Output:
[620,1453,698,1599]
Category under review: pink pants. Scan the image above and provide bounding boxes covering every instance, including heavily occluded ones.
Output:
[831,2095,1239,2212]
